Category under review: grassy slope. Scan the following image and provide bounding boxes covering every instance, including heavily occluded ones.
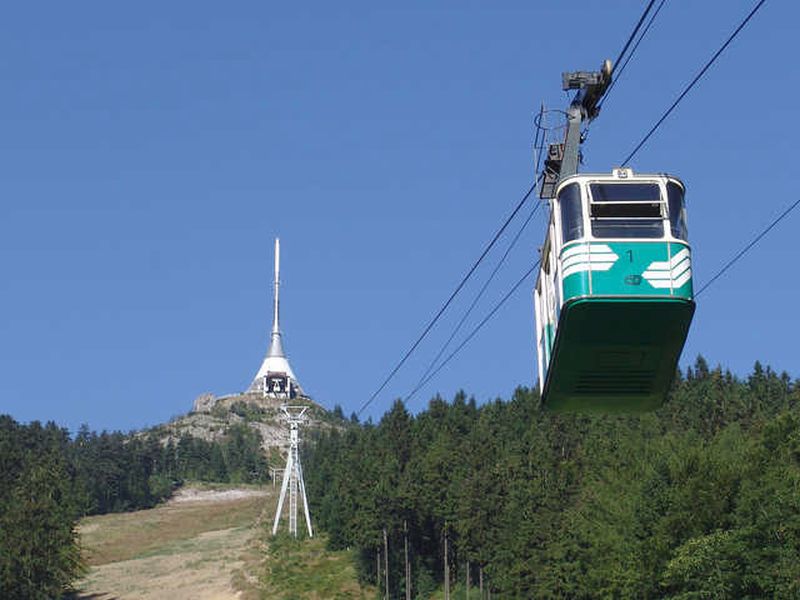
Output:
[77,482,372,599]
[80,491,265,566]
[261,533,375,599]
[76,484,268,599]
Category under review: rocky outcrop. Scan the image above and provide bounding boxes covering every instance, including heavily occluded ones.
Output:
[151,392,337,455]
[192,393,217,413]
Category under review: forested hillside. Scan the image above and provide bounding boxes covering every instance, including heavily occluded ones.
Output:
[3,357,798,598]
[304,358,800,599]
[0,418,268,597]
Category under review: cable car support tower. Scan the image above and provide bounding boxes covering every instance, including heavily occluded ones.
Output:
[272,405,313,538]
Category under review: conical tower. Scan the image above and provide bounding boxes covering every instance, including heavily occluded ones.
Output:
[249,238,304,398]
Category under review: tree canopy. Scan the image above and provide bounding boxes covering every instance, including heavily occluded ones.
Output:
[0,417,269,597]
[304,358,800,599]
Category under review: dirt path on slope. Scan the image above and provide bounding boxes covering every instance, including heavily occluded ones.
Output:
[76,486,272,600]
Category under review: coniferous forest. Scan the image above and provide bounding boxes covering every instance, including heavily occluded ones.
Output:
[304,358,800,599]
[0,419,266,598]
[3,357,800,598]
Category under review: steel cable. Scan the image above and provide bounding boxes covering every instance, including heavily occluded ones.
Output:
[622,0,768,165]
[357,179,540,416]
[695,197,800,298]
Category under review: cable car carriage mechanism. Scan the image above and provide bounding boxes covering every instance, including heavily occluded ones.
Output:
[533,61,695,412]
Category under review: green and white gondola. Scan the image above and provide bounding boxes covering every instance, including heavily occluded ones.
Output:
[534,167,694,412]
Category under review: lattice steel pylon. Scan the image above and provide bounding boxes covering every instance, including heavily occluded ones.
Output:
[272,405,313,538]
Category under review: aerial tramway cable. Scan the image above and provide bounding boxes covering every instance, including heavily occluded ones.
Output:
[356,181,539,417]
[404,200,544,404]
[610,0,658,78]
[598,0,667,111]
[621,0,768,165]
[403,111,550,403]
[695,198,800,298]
[407,261,541,403]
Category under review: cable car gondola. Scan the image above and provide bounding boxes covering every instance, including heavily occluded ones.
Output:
[532,59,694,411]
[534,168,694,411]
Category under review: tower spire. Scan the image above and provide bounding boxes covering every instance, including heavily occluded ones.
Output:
[268,238,285,358]
[249,237,303,396]
[272,237,280,335]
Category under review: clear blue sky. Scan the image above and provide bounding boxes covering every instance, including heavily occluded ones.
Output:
[1,1,796,433]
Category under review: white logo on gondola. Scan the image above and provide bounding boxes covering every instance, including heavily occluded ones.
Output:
[561,244,619,279]
[642,248,691,289]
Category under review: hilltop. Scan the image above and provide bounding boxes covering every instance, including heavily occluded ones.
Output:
[145,391,340,456]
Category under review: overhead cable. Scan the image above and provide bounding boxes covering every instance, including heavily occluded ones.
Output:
[356,180,539,416]
[599,0,667,110]
[407,260,540,405]
[404,200,543,404]
[695,197,800,298]
[610,0,658,79]
[622,0,768,165]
